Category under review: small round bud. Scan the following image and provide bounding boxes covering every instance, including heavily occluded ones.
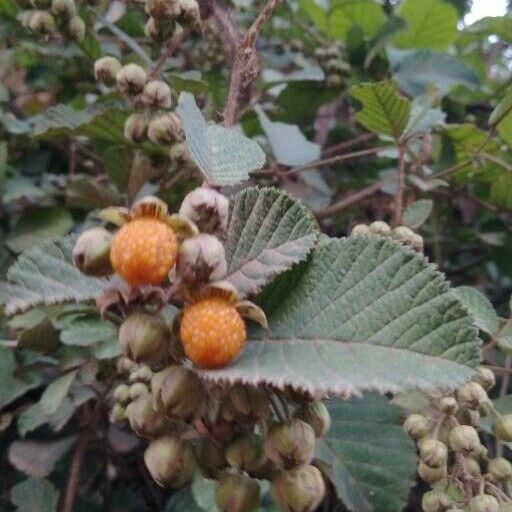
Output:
[117,63,147,96]
[129,382,149,400]
[126,394,168,438]
[151,365,204,420]
[392,226,415,243]
[464,456,482,477]
[124,113,148,143]
[147,113,181,144]
[271,465,326,512]
[326,74,343,88]
[67,15,85,41]
[265,419,316,469]
[145,0,181,19]
[119,312,169,364]
[179,187,229,235]
[110,403,126,422]
[449,425,481,454]
[439,396,458,415]
[294,401,331,438]
[488,457,512,481]
[117,356,137,373]
[403,414,430,440]
[141,80,172,108]
[215,472,260,512]
[422,490,442,512]
[144,436,196,488]
[325,58,349,74]
[113,383,130,405]
[134,365,153,383]
[457,381,488,409]
[196,439,227,478]
[50,0,75,17]
[351,224,370,235]
[28,10,56,33]
[493,414,512,442]
[177,234,227,285]
[224,384,269,423]
[144,17,161,39]
[170,142,188,161]
[417,461,447,484]
[94,56,122,86]
[368,220,391,236]
[325,44,341,58]
[469,495,499,512]
[500,504,512,512]
[410,233,424,252]
[226,434,267,473]
[473,367,496,391]
[73,228,113,277]
[419,439,448,468]
[179,0,200,22]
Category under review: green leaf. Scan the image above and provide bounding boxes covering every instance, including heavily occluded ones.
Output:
[254,106,320,166]
[403,199,434,229]
[390,49,480,97]
[177,92,266,186]
[40,370,78,416]
[349,81,411,140]
[9,436,77,478]
[66,175,123,209]
[0,0,20,17]
[200,236,480,395]
[11,478,59,512]
[453,286,499,336]
[299,0,327,33]
[77,31,102,60]
[365,16,407,69]
[225,187,319,298]
[6,207,73,253]
[328,0,386,39]
[490,88,512,128]
[102,145,133,192]
[393,0,458,50]
[0,236,112,316]
[60,313,117,347]
[317,394,416,512]
[404,95,446,136]
[17,318,59,353]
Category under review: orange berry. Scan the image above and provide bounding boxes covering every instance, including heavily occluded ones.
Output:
[110,218,178,286]
[180,298,246,369]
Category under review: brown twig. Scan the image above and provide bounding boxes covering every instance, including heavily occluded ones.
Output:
[393,144,406,226]
[322,133,376,157]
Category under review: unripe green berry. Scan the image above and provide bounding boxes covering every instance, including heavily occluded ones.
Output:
[493,414,512,442]
[265,419,316,469]
[449,425,481,454]
[141,80,172,108]
[224,384,269,423]
[67,15,85,41]
[129,382,148,400]
[271,465,326,512]
[457,381,488,409]
[368,220,391,236]
[417,461,447,484]
[119,312,169,364]
[215,472,260,512]
[473,367,496,391]
[403,414,430,440]
[124,113,148,143]
[351,223,370,235]
[117,63,147,96]
[196,439,227,478]
[113,383,130,405]
[225,434,267,473]
[294,401,331,438]
[422,490,442,512]
[439,396,458,415]
[144,436,196,488]
[73,227,113,277]
[419,439,448,468]
[488,457,512,481]
[126,394,168,438]
[469,495,499,512]
[94,56,122,86]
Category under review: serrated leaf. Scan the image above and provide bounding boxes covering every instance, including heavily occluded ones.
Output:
[200,236,480,396]
[328,0,386,39]
[177,92,266,186]
[77,31,102,60]
[404,95,446,136]
[254,105,320,166]
[393,0,458,50]
[349,81,411,140]
[40,370,78,416]
[390,49,480,97]
[0,236,112,316]
[60,314,117,346]
[317,394,416,512]
[403,199,433,229]
[453,286,499,336]
[11,478,59,512]
[224,187,319,298]
[9,436,77,478]
[7,207,73,253]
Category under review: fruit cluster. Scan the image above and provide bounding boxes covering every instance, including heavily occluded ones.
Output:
[93,58,183,149]
[143,0,200,41]
[18,0,86,41]
[404,368,512,511]
[314,44,350,88]
[351,220,425,252]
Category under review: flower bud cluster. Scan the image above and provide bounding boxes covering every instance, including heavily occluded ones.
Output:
[314,44,350,89]
[189,22,227,72]
[351,221,424,252]
[18,0,85,41]
[144,0,200,41]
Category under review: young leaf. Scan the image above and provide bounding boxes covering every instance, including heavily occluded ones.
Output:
[404,95,446,136]
[317,394,416,512]
[453,286,500,336]
[224,187,319,297]
[402,199,434,229]
[177,92,266,186]
[40,370,78,416]
[254,105,320,166]
[200,236,480,396]
[349,81,411,140]
[328,0,385,39]
[11,478,59,512]
[0,236,113,315]
[393,0,458,51]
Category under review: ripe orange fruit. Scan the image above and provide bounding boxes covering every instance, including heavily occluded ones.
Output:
[110,218,178,286]
[180,298,246,369]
